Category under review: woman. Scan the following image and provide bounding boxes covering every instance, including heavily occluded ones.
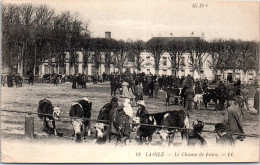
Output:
[122,80,129,98]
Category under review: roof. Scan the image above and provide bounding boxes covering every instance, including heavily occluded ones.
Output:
[148,36,201,43]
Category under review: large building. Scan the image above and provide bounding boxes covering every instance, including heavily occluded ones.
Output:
[38,35,258,84]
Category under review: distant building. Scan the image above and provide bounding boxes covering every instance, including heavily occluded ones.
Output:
[37,35,258,84]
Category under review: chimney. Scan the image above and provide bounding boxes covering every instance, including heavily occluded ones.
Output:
[105,31,111,39]
[191,32,194,37]
[170,33,173,37]
[201,32,205,39]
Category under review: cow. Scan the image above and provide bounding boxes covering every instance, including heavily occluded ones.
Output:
[132,106,157,145]
[157,109,189,146]
[202,88,218,110]
[69,97,92,142]
[94,103,112,144]
[37,98,61,136]
[165,87,181,106]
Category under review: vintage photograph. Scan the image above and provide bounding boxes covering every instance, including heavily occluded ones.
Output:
[1,0,259,163]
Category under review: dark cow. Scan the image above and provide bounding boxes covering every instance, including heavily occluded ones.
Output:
[202,88,218,110]
[37,98,61,135]
[94,103,112,144]
[69,97,92,142]
[157,109,189,146]
[165,87,181,106]
[133,106,157,145]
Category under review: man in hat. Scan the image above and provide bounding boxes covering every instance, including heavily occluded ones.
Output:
[254,87,259,114]
[187,120,207,147]
[240,85,250,111]
[108,97,120,144]
[224,99,245,141]
[215,123,235,146]
[184,85,195,112]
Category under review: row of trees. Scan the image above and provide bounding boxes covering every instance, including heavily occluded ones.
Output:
[2,4,259,80]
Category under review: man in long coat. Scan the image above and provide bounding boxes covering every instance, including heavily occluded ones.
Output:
[185,85,195,112]
[224,99,245,141]
[254,87,259,114]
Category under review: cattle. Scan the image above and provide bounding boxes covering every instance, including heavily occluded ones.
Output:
[194,94,203,110]
[157,109,189,146]
[37,98,61,136]
[165,87,181,106]
[69,97,92,142]
[133,107,157,145]
[202,88,218,110]
[94,103,112,144]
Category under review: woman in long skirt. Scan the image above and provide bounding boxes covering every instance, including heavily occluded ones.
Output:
[122,81,129,98]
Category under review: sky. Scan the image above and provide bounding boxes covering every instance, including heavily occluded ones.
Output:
[3,0,260,41]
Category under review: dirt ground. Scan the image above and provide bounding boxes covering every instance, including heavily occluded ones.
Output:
[1,82,259,146]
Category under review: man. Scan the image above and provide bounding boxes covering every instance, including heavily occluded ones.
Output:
[185,85,195,112]
[187,120,207,147]
[148,80,154,98]
[81,74,87,89]
[108,97,120,144]
[28,72,34,85]
[218,81,227,111]
[72,74,77,89]
[53,73,58,86]
[215,123,235,147]
[154,80,160,98]
[224,99,245,141]
[254,87,259,114]
[110,76,117,96]
[240,85,250,111]
[194,82,203,109]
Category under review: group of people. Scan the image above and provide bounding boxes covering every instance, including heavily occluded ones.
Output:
[188,98,246,147]
[71,73,88,89]
[103,95,246,147]
[1,73,23,87]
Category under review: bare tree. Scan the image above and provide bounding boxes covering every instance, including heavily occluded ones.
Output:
[131,40,145,73]
[186,38,209,78]
[145,37,166,75]
[167,40,186,76]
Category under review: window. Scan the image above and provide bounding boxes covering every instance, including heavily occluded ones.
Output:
[181,70,185,76]
[181,57,185,66]
[162,57,167,66]
[235,73,240,80]
[163,70,167,75]
[216,75,221,81]
[200,71,204,74]
[146,56,151,65]
[248,73,254,81]
[147,69,151,74]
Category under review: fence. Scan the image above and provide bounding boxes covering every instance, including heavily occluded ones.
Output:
[1,109,259,140]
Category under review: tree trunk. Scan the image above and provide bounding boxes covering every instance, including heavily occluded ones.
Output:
[155,68,159,75]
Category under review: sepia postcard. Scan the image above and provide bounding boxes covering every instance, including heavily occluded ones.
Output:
[1,0,259,163]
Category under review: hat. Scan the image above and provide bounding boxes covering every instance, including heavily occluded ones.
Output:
[110,97,118,103]
[215,123,226,132]
[192,120,204,133]
[137,100,145,106]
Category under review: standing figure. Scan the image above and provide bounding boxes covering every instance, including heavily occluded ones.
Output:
[28,72,34,85]
[185,85,195,112]
[215,123,235,147]
[254,87,259,114]
[154,80,160,98]
[122,81,129,98]
[240,85,250,111]
[72,74,77,89]
[224,99,245,141]
[187,120,207,147]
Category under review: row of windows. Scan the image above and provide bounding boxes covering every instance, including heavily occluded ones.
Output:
[146,56,187,66]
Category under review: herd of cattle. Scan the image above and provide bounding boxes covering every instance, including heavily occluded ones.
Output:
[37,98,190,145]
[165,84,236,110]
